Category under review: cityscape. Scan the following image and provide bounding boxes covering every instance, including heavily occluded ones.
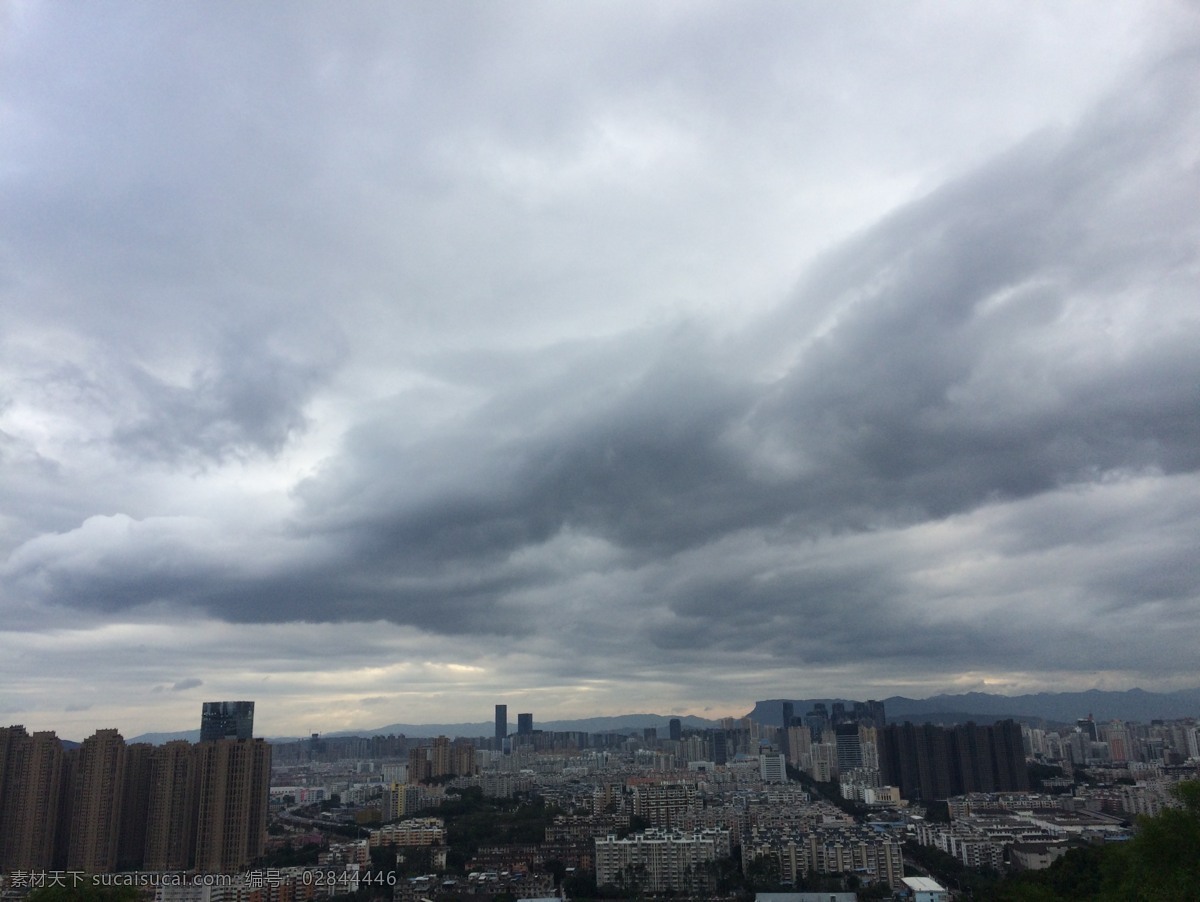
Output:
[2,695,1199,899]
[4,2,1200,900]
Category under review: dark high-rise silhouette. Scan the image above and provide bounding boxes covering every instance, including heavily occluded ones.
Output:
[495,704,507,748]
[878,719,1028,801]
[853,699,887,728]
[143,740,198,871]
[200,701,255,742]
[835,722,863,772]
[117,743,153,870]
[518,712,533,736]
[711,730,728,765]
[781,702,795,759]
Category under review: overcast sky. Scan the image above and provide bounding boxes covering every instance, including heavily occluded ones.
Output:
[2,1,1199,739]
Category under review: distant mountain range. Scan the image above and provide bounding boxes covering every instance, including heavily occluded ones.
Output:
[125,730,203,745]
[126,713,719,745]
[750,687,1200,728]
[319,713,720,741]
[122,688,1200,744]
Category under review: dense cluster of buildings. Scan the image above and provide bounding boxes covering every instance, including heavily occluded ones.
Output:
[3,696,1199,899]
[0,702,270,875]
[912,791,1131,871]
[1027,714,1200,769]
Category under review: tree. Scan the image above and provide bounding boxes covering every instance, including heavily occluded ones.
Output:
[1101,780,1200,901]
[617,814,651,837]
[544,858,567,886]
[992,780,1200,901]
[1027,762,1067,793]
[744,853,784,891]
[923,799,951,823]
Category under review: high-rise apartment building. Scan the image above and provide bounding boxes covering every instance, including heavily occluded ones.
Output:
[595,828,731,894]
[452,738,476,778]
[430,736,452,778]
[382,782,422,821]
[67,728,126,873]
[631,783,697,828]
[144,740,198,871]
[193,738,271,873]
[878,720,1028,801]
[200,701,255,742]
[0,726,67,871]
[408,746,431,784]
[1,713,268,875]
[117,743,153,870]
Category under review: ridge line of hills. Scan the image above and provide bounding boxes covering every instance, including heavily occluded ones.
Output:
[120,687,1200,745]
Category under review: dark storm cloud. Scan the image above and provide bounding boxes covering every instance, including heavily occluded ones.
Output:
[9,48,1198,650]
[3,2,1200,730]
[112,333,332,464]
[260,50,1200,628]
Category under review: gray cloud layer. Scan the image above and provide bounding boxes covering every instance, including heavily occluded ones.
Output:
[2,2,1198,732]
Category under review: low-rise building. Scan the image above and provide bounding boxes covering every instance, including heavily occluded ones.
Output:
[368,816,445,848]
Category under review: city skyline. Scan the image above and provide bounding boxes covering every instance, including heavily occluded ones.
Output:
[3,2,1200,739]
[9,688,1200,747]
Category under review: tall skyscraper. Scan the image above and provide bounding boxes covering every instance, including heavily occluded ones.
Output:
[866,699,887,729]
[494,704,507,748]
[669,718,682,742]
[834,722,863,772]
[711,730,728,765]
[780,702,794,759]
[518,712,533,736]
[200,701,255,742]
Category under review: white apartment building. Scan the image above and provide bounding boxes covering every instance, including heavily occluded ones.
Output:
[594,828,732,893]
[369,816,445,848]
[759,753,787,784]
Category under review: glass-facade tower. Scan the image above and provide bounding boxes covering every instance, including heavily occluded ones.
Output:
[200,701,255,742]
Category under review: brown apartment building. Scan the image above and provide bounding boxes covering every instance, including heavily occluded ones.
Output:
[0,726,270,874]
